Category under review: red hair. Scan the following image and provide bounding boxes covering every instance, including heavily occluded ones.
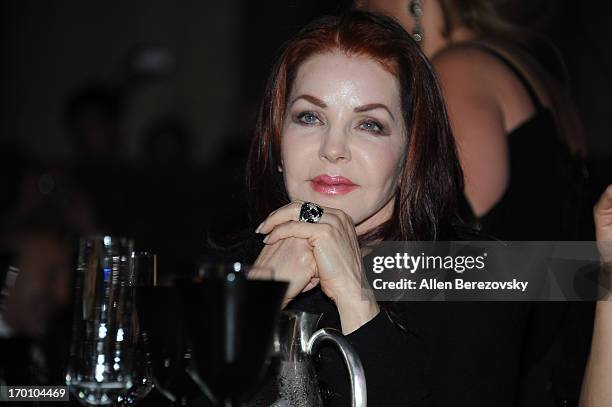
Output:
[246,11,464,241]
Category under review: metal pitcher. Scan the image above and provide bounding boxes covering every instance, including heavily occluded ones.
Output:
[248,310,367,407]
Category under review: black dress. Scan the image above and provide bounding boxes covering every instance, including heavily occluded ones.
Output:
[468,43,586,242]
[465,43,593,407]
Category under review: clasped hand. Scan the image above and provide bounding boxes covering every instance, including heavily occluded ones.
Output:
[250,201,379,334]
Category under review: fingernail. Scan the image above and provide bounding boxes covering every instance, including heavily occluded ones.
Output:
[263,235,269,243]
[255,222,264,234]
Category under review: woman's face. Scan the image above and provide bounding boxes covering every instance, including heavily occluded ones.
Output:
[280,51,407,234]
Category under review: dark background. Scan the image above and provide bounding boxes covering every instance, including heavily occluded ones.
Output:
[0,0,611,268]
[0,2,611,404]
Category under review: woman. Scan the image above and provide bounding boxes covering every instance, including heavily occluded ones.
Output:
[358,0,587,239]
[244,10,465,406]
[580,184,612,407]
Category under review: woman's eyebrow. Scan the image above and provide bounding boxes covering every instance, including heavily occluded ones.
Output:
[290,94,327,108]
[354,103,395,121]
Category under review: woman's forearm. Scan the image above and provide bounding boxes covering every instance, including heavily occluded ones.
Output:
[336,293,380,335]
[580,301,612,407]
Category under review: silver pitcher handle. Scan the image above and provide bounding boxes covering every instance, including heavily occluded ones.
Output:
[307,328,367,407]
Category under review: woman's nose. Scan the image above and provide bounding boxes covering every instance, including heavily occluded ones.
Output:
[319,127,351,163]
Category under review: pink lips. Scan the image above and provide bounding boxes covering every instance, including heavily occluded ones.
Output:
[309,174,359,195]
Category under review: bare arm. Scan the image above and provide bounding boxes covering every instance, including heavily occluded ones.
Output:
[580,185,612,407]
[581,302,612,407]
[432,48,509,217]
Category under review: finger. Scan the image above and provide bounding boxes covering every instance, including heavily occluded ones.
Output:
[263,220,334,245]
[595,184,612,214]
[247,266,275,280]
[257,201,343,234]
[256,201,302,234]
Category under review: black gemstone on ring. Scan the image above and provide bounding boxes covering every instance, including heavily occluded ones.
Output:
[299,202,324,223]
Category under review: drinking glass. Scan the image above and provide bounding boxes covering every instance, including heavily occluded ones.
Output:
[113,252,157,406]
[182,263,288,406]
[66,236,137,406]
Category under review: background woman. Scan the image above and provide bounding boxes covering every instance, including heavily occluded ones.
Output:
[358,0,587,239]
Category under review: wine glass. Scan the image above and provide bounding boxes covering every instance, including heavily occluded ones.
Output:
[181,263,288,406]
[66,236,137,406]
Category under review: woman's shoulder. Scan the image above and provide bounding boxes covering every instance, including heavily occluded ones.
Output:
[431,41,536,97]
[430,43,506,122]
[433,42,499,66]
[432,40,550,135]
[431,42,508,83]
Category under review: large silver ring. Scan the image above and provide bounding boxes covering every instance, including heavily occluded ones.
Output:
[299,202,324,224]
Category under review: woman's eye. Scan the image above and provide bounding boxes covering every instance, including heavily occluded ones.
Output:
[297,112,321,125]
[359,120,384,134]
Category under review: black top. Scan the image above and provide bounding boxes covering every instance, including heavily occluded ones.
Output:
[288,287,429,407]
[465,43,593,407]
[288,286,537,407]
[466,43,586,241]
